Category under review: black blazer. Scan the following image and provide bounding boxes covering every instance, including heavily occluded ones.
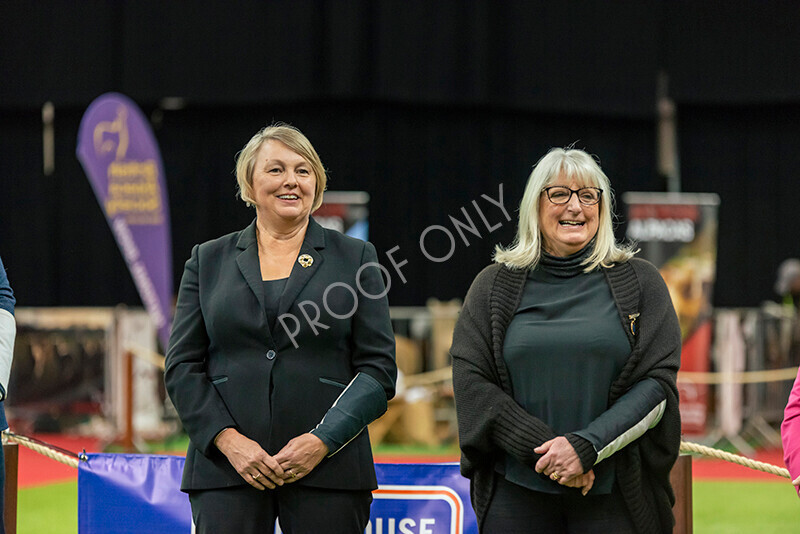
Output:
[165,217,397,492]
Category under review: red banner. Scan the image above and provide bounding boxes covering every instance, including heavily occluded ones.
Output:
[624,193,720,435]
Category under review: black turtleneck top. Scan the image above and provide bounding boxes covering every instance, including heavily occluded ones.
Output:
[502,246,633,494]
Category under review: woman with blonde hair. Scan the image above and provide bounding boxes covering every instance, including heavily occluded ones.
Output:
[451,147,681,533]
[166,123,396,533]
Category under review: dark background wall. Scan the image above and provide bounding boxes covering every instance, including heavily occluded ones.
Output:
[1,0,799,309]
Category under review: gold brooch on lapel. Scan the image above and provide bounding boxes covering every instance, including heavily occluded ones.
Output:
[298,254,314,268]
[628,313,640,336]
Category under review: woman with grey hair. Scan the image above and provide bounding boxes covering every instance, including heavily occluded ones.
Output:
[451,147,681,533]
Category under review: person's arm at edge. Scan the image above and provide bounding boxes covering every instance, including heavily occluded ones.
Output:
[782,368,800,495]
[0,255,16,401]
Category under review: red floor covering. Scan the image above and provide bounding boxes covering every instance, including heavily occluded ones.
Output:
[12,435,789,488]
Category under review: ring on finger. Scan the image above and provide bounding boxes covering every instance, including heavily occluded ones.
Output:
[252,473,262,480]
[288,470,297,478]
[550,472,560,481]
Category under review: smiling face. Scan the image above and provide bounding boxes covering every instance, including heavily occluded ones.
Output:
[538,173,600,257]
[252,139,316,226]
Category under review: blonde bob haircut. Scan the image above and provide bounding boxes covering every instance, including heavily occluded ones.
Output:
[494,147,635,272]
[235,123,327,212]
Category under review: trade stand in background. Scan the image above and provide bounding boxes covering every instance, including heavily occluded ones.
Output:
[7,308,162,439]
[76,93,173,351]
[624,192,720,436]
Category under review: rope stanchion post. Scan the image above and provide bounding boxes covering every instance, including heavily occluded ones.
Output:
[123,349,135,452]
[3,442,18,534]
[670,455,692,534]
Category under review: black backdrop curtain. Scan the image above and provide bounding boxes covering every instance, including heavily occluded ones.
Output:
[679,104,800,307]
[0,1,660,116]
[663,1,800,306]
[2,1,800,309]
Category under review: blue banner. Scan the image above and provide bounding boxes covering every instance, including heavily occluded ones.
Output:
[78,455,478,534]
[78,454,190,534]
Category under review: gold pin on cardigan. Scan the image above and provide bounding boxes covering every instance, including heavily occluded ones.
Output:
[298,254,314,268]
[628,313,640,336]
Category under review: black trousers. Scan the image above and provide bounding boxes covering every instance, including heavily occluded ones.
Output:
[189,483,373,534]
[482,475,636,534]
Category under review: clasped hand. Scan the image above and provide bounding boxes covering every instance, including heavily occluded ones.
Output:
[534,436,595,496]
[215,429,328,490]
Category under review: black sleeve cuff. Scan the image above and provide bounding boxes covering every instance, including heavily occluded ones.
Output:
[565,433,597,473]
[310,372,388,456]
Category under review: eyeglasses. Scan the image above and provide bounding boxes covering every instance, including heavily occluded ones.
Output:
[543,186,603,206]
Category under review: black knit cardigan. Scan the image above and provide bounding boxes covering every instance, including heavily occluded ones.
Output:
[450,259,681,533]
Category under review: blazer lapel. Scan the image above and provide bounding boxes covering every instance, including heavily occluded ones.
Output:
[277,217,326,317]
[235,220,267,312]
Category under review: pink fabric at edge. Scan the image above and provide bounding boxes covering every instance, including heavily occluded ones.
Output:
[781,367,800,497]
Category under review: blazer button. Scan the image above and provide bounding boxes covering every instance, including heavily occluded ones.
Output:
[266,350,276,360]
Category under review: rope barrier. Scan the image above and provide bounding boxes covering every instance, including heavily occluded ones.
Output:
[126,344,166,370]
[2,431,82,468]
[402,365,800,387]
[403,367,454,387]
[0,433,791,479]
[679,440,790,478]
[678,366,799,385]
